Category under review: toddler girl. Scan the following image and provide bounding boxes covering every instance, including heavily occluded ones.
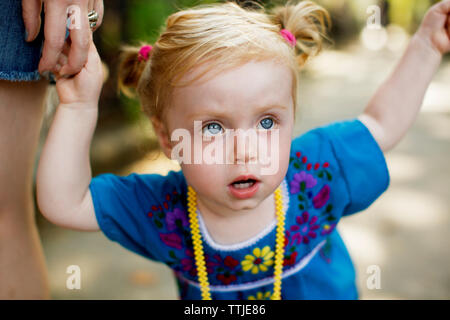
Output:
[37,0,450,300]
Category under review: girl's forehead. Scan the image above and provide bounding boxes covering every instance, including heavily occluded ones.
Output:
[170,60,294,118]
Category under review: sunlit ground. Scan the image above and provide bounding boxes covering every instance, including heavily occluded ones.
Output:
[39,30,450,299]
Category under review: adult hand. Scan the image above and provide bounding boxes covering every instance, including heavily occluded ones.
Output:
[22,0,104,76]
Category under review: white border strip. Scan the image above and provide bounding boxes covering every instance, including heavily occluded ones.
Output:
[176,239,326,292]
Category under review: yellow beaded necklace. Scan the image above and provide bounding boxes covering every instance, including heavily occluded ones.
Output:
[187,185,286,300]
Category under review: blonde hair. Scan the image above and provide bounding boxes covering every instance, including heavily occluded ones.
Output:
[118,0,331,127]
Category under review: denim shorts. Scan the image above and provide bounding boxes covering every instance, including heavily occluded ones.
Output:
[0,0,44,81]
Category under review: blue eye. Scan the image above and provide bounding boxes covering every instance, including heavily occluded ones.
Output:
[258,117,274,130]
[202,122,223,136]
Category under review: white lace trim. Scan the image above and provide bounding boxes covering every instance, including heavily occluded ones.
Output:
[197,178,290,252]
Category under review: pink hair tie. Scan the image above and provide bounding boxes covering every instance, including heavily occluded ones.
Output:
[138,45,153,62]
[280,29,296,48]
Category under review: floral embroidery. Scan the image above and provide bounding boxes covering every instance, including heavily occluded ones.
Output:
[147,190,193,253]
[148,191,181,228]
[321,223,336,236]
[241,246,275,274]
[289,152,333,213]
[178,249,204,277]
[276,149,339,271]
[215,255,242,285]
[217,273,237,285]
[166,207,189,231]
[167,249,194,276]
[313,185,330,209]
[288,211,320,245]
[205,254,223,274]
[289,152,332,182]
[248,291,273,300]
[176,250,221,277]
[283,250,298,266]
[290,171,317,194]
[160,232,183,249]
[181,255,196,277]
[224,256,240,269]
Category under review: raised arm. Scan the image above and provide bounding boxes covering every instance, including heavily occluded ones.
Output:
[358,0,450,153]
[36,38,103,231]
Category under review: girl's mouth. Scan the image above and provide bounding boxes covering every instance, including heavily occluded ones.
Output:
[231,179,256,189]
[228,178,260,199]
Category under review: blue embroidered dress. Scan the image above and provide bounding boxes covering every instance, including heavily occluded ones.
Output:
[89,118,390,300]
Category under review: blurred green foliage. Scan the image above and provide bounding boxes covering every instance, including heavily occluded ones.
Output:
[125,0,225,44]
[387,0,440,32]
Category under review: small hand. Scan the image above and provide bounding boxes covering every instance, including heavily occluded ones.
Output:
[416,0,450,56]
[22,0,104,76]
[53,38,104,108]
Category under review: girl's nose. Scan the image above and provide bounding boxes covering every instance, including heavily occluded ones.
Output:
[230,129,258,164]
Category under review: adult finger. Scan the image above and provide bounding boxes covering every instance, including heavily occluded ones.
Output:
[51,41,70,77]
[22,0,43,42]
[447,15,450,52]
[91,0,104,32]
[38,0,68,73]
[59,0,91,76]
[85,38,102,73]
[57,43,69,67]
[60,39,71,57]
[436,0,450,14]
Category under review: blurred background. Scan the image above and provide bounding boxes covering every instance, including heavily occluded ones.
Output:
[34,0,449,299]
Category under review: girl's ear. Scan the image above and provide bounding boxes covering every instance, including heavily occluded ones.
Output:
[151,116,173,159]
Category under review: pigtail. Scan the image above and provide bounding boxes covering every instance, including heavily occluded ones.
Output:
[118,43,152,98]
[270,0,332,66]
